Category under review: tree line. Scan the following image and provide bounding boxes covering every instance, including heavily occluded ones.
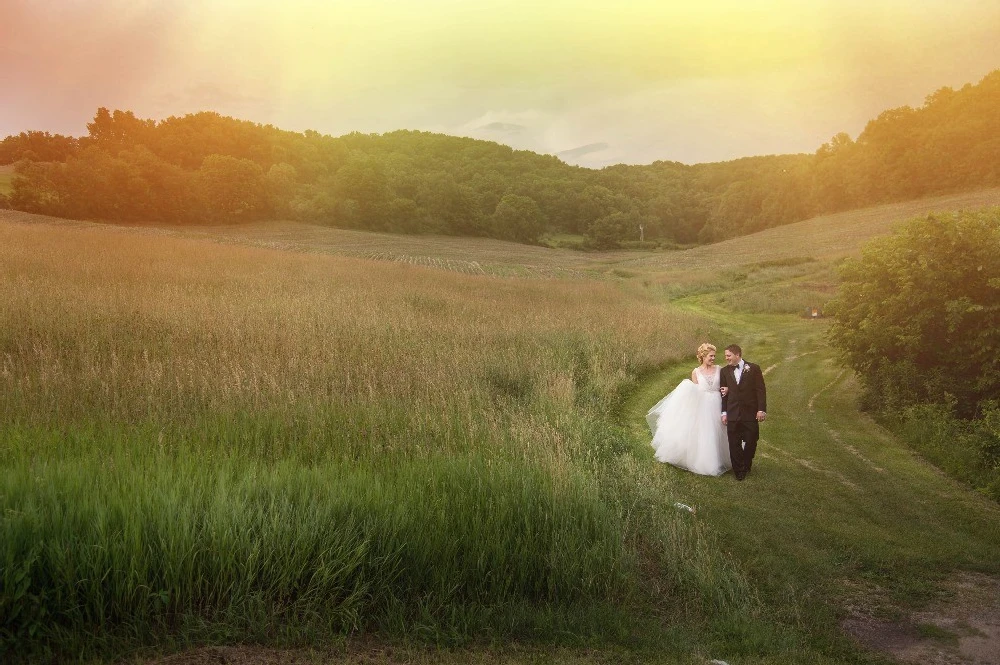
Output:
[2,70,998,247]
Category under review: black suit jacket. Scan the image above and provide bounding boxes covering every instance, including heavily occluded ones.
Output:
[720,361,767,422]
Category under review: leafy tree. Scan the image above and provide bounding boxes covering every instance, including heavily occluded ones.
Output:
[265,162,299,218]
[85,108,155,155]
[415,172,482,235]
[384,197,423,233]
[56,148,152,220]
[119,146,197,222]
[0,131,78,164]
[578,184,628,232]
[586,210,649,249]
[468,170,509,219]
[700,180,763,242]
[331,155,390,229]
[3,70,1000,244]
[196,154,267,222]
[828,210,1000,416]
[10,160,61,214]
[490,194,546,243]
[290,181,338,222]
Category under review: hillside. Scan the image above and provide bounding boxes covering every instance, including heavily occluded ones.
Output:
[3,184,1000,664]
[1,70,998,249]
[4,186,998,280]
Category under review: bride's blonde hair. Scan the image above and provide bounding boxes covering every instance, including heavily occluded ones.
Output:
[696,343,716,362]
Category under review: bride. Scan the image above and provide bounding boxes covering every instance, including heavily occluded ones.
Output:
[646,343,732,476]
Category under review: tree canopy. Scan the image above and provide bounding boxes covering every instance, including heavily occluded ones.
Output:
[3,70,999,246]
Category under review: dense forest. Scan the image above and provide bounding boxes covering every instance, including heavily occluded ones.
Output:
[2,70,998,247]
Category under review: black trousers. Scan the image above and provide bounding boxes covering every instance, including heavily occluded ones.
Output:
[727,419,760,475]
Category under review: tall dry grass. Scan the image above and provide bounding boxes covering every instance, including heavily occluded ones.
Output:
[0,221,752,660]
[2,223,697,442]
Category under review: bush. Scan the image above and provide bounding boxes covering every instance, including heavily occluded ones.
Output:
[828,209,1000,416]
[831,210,1000,502]
[897,400,1000,502]
[585,212,635,249]
[490,194,546,243]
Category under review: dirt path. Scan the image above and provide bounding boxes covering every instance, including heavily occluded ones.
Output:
[843,572,1000,664]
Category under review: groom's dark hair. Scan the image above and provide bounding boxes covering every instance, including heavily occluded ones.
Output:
[725,344,743,357]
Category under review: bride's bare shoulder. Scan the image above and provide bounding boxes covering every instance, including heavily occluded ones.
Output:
[690,368,700,383]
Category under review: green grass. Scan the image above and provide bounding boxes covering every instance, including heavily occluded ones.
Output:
[2,434,635,648]
[1,418,757,661]
[0,221,738,662]
[540,232,587,250]
[623,307,1000,660]
[896,402,1000,501]
[3,195,1000,664]
[915,622,959,644]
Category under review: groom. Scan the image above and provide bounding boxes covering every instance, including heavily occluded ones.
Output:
[720,344,767,481]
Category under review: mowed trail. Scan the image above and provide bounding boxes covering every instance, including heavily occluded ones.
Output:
[631,306,1000,664]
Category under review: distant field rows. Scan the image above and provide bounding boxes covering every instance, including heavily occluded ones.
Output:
[2,188,999,280]
[356,252,591,278]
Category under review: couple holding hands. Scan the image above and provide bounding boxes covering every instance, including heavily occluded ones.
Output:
[646,343,767,480]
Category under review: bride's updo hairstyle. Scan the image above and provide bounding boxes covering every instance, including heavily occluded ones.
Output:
[696,343,716,362]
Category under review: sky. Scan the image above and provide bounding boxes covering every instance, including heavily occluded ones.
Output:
[2,0,998,167]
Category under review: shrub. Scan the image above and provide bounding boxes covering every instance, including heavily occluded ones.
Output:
[828,209,1000,416]
[898,399,1000,502]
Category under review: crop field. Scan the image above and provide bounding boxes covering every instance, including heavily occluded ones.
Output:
[173,187,1000,275]
[4,188,999,282]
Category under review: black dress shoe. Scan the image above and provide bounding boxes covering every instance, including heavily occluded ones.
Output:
[735,472,746,481]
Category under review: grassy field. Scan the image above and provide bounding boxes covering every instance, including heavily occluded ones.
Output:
[1,221,740,662]
[624,305,1000,665]
[2,192,1000,664]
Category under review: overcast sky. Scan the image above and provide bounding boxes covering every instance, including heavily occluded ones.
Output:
[2,0,998,167]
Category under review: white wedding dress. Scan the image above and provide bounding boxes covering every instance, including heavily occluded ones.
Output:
[646,365,732,476]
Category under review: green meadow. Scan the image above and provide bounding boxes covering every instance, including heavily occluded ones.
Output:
[2,191,999,664]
